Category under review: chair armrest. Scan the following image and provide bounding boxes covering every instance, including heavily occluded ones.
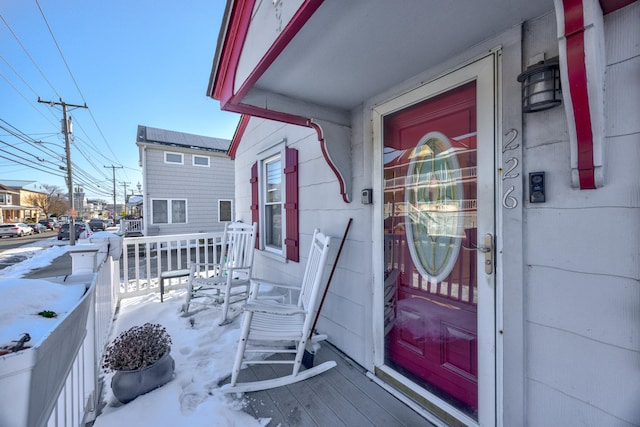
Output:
[249,278,300,302]
[244,301,305,316]
[250,278,300,290]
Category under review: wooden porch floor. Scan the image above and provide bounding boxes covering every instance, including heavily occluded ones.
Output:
[229,343,437,427]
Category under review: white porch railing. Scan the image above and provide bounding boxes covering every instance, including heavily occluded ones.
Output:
[119,219,143,236]
[120,232,223,298]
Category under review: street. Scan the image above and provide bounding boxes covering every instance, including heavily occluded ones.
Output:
[0,229,57,252]
[0,230,59,270]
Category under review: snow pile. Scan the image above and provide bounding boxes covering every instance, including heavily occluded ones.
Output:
[0,278,85,348]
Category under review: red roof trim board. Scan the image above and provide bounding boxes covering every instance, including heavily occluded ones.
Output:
[212,0,256,103]
[211,0,352,201]
[212,0,323,112]
[228,115,250,160]
[599,0,635,14]
[231,0,324,107]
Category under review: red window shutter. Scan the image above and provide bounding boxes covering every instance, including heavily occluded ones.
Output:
[250,162,259,249]
[284,147,299,262]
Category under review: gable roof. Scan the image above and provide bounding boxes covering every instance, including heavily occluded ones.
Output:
[0,180,46,193]
[136,125,231,153]
[0,184,19,194]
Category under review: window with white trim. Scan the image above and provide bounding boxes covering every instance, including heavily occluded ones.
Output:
[218,199,232,222]
[251,142,299,261]
[262,153,283,253]
[151,199,187,224]
[164,152,183,164]
[0,194,4,204]
[193,155,210,167]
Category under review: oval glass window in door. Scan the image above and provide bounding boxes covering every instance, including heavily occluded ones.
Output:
[405,131,464,282]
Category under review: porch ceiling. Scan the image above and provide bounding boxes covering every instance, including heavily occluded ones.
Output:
[253,0,554,112]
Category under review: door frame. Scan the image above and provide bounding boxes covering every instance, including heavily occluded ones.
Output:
[371,51,499,427]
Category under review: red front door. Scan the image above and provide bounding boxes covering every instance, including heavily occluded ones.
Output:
[383,81,479,418]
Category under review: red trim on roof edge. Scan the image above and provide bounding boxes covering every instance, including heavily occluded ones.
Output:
[230,0,323,106]
[599,0,635,14]
[212,0,323,116]
[212,0,256,103]
[563,0,596,189]
[228,115,250,160]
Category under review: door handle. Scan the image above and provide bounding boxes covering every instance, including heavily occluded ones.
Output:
[462,233,493,274]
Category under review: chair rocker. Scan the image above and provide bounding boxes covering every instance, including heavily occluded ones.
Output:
[221,229,336,394]
[182,221,256,324]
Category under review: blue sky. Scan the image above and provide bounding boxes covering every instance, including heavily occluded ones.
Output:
[0,0,239,203]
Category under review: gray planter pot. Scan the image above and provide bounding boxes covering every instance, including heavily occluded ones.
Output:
[111,352,175,404]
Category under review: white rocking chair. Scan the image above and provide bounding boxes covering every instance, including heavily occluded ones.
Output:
[221,229,336,394]
[182,222,256,324]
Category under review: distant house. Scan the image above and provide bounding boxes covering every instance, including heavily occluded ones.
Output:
[137,125,234,235]
[0,180,45,222]
[0,184,22,223]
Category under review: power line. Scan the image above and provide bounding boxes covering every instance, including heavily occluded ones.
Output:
[34,1,131,185]
[0,13,60,97]
[0,71,59,128]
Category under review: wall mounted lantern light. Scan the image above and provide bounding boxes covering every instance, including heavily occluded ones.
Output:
[517,58,562,113]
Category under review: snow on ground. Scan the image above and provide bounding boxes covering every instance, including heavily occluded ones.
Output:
[0,237,68,278]
[93,291,269,427]
[0,239,269,426]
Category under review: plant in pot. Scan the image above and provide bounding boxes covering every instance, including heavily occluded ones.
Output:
[102,323,175,403]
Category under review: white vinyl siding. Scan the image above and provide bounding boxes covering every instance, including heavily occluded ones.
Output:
[143,146,234,235]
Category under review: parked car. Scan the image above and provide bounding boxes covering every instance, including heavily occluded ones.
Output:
[0,223,34,238]
[38,219,59,230]
[57,223,93,241]
[29,223,47,234]
[88,218,106,231]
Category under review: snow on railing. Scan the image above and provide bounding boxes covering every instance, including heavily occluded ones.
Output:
[120,232,223,298]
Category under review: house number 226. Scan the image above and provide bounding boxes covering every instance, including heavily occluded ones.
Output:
[501,129,520,209]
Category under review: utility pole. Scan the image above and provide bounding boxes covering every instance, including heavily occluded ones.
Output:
[104,165,123,220]
[120,182,131,216]
[38,97,87,245]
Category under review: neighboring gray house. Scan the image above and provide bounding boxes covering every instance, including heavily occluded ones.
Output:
[136,125,234,236]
